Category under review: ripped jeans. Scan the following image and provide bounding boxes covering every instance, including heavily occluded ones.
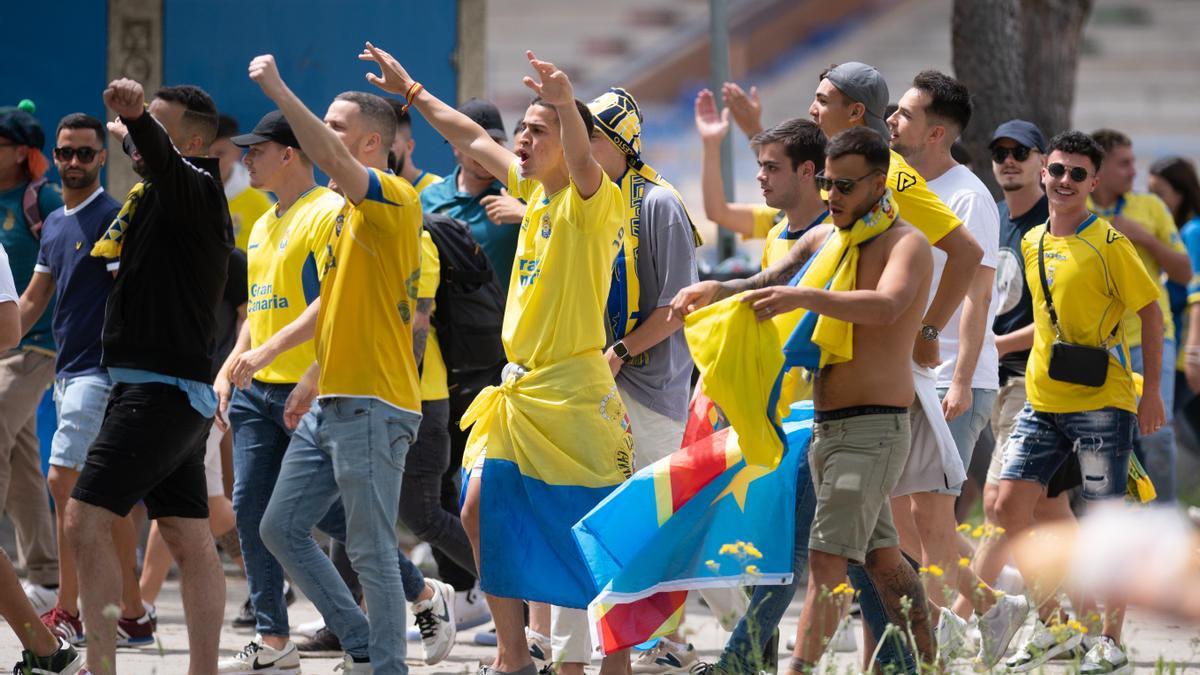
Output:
[998,403,1135,500]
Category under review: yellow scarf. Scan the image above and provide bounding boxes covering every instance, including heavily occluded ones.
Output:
[607,164,703,341]
[784,188,899,369]
[91,181,148,259]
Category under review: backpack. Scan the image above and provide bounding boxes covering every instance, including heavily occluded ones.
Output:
[22,177,48,240]
[423,212,507,379]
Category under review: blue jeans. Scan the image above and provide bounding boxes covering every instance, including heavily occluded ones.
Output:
[716,459,817,672]
[230,381,353,636]
[1000,404,1135,500]
[261,397,421,672]
[934,387,997,496]
[1130,342,1178,502]
[848,557,920,674]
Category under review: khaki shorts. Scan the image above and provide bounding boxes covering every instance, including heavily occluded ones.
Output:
[987,377,1026,485]
[808,409,911,564]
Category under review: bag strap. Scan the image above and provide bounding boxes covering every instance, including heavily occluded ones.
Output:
[1037,220,1119,347]
[22,177,48,241]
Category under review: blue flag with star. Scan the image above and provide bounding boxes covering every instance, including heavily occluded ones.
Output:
[572,403,812,651]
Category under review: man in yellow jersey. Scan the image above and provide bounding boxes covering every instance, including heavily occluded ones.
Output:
[993,131,1165,674]
[209,110,343,673]
[210,114,274,250]
[1090,128,1189,504]
[386,100,441,192]
[359,44,628,675]
[246,55,452,674]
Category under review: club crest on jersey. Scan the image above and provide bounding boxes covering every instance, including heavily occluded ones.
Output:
[335,213,345,236]
[540,214,552,239]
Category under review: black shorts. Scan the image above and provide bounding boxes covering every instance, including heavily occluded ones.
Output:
[72,382,211,519]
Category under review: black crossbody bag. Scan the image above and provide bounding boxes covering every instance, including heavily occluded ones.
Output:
[1037,230,1117,387]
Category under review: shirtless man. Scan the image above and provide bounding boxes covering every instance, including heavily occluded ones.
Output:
[671,127,935,671]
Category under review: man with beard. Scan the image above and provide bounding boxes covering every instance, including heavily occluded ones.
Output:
[18,113,154,649]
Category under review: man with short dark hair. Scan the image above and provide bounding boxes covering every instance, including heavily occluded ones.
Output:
[0,101,63,614]
[209,114,273,250]
[1090,128,1188,504]
[993,130,1164,673]
[18,112,155,650]
[66,79,232,675]
[387,100,441,192]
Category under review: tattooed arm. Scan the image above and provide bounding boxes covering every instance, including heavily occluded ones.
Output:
[668,225,826,320]
[413,298,434,365]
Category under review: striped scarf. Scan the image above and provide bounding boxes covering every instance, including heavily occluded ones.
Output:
[91,181,148,259]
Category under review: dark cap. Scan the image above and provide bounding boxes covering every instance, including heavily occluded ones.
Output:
[230,110,300,149]
[990,119,1046,153]
[824,62,889,139]
[459,98,506,141]
[0,100,45,149]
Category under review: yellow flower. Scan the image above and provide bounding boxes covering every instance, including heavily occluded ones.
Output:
[956,523,971,533]
[743,542,763,559]
[705,560,720,572]
[926,564,944,577]
[719,543,738,556]
[744,565,761,576]
[918,567,928,574]
[994,526,1006,535]
[971,526,985,539]
[959,557,971,568]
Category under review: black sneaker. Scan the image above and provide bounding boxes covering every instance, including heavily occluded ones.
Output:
[296,626,342,658]
[13,637,84,674]
[231,597,255,629]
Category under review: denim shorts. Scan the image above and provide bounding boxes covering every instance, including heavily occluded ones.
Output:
[50,373,113,472]
[999,403,1135,500]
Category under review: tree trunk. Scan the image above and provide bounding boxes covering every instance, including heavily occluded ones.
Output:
[951,0,1094,198]
[952,0,1026,197]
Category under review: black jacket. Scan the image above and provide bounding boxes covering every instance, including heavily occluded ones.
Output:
[101,112,233,382]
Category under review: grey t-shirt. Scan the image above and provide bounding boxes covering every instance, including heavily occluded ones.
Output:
[607,181,699,421]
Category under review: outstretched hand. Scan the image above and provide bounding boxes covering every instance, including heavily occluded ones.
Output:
[358,42,414,95]
[721,82,763,138]
[694,89,730,142]
[522,51,573,106]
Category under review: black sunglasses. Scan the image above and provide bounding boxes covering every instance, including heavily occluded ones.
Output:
[815,169,883,196]
[1046,162,1089,183]
[54,146,100,163]
[991,146,1032,163]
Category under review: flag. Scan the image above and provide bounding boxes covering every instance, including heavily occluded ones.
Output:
[573,403,814,654]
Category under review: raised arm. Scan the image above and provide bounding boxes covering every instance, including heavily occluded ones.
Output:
[105,79,206,199]
[359,42,515,183]
[521,51,603,198]
[721,82,765,140]
[695,89,758,236]
[248,55,373,204]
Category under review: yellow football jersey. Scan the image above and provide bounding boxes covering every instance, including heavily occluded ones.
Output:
[418,230,449,401]
[315,169,424,412]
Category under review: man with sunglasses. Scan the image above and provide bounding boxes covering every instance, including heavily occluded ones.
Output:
[992,131,1164,674]
[1090,129,1189,506]
[0,103,63,616]
[17,113,158,650]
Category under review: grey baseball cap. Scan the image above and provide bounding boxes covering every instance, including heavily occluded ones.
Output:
[824,62,890,139]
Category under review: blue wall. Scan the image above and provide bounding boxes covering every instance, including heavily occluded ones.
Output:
[163,0,459,176]
[2,2,111,183]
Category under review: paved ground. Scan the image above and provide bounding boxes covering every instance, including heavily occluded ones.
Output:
[2,575,1196,674]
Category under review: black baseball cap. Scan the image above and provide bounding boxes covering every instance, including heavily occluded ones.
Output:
[459,98,506,141]
[990,119,1047,153]
[230,110,300,148]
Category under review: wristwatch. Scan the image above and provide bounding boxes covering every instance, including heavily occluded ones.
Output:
[920,324,939,341]
[612,340,634,363]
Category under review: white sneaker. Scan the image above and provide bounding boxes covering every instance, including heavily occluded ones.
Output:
[410,542,438,576]
[976,594,1029,668]
[217,635,301,674]
[411,578,456,665]
[294,618,325,640]
[1081,635,1132,674]
[994,565,1026,595]
[935,607,969,662]
[454,584,492,630]
[1004,618,1084,672]
[335,654,372,673]
[632,639,698,672]
[22,581,58,617]
[526,627,551,670]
